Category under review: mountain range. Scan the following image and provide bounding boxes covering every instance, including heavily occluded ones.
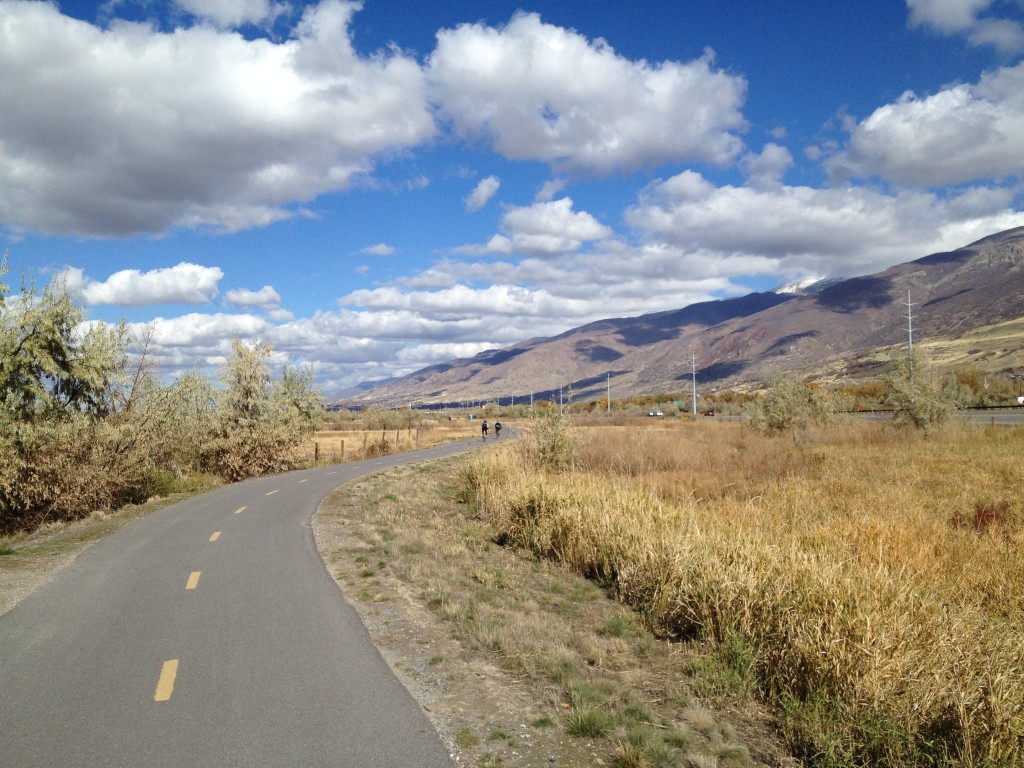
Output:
[343,227,1024,407]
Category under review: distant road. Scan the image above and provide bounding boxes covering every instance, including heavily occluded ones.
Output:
[710,408,1024,426]
[0,438,483,768]
[850,408,1024,426]
[960,407,1024,426]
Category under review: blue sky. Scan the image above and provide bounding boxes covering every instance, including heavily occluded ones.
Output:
[2,0,1023,396]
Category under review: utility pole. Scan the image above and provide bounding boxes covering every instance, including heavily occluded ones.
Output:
[905,290,915,380]
[607,372,611,413]
[691,351,697,415]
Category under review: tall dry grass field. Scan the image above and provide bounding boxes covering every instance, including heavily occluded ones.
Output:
[462,421,1024,767]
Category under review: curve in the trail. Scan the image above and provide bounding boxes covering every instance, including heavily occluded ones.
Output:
[0,437,486,768]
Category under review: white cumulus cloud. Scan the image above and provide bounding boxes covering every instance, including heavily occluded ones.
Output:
[741,143,794,189]
[0,0,434,237]
[830,62,1024,187]
[427,12,747,174]
[174,0,290,29]
[361,243,396,256]
[225,285,281,309]
[64,262,223,306]
[626,170,1024,277]
[460,197,612,256]
[907,0,993,32]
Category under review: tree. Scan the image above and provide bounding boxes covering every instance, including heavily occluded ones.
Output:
[219,336,273,424]
[208,338,323,480]
[0,257,152,530]
[0,256,128,423]
[0,255,326,531]
[273,364,324,430]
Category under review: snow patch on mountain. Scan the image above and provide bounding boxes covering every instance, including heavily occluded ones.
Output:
[774,276,843,295]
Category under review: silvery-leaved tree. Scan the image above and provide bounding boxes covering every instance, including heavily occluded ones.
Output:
[209,337,323,481]
[0,255,148,531]
[0,253,128,424]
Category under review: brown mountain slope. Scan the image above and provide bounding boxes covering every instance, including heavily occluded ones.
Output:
[346,227,1024,406]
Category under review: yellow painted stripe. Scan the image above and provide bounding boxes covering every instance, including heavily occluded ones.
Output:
[209,532,221,542]
[185,571,201,590]
[154,659,179,702]
[234,506,246,515]
[327,471,336,475]
[265,489,279,496]
[298,479,309,484]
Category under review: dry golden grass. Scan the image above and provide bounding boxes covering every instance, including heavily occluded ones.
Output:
[316,457,793,767]
[461,421,1024,767]
[294,420,478,463]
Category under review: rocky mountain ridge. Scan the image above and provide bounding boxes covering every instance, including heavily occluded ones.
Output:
[344,227,1024,407]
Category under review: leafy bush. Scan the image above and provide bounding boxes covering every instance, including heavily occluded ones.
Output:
[882,354,962,432]
[745,376,837,436]
[0,416,152,532]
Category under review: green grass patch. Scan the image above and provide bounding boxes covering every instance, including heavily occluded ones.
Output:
[536,653,580,685]
[684,636,757,700]
[566,679,611,709]
[599,612,634,638]
[615,726,681,768]
[456,727,481,748]
[566,707,615,738]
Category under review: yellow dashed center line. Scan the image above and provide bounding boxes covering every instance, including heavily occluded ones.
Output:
[185,571,201,590]
[298,479,309,484]
[209,532,221,542]
[265,489,279,496]
[234,506,246,515]
[154,659,179,702]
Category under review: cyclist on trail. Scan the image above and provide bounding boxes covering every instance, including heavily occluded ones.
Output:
[481,420,489,440]
[494,421,502,438]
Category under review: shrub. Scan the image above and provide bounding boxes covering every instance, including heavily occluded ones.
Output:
[566,707,615,738]
[745,376,836,436]
[882,355,961,432]
[0,416,153,532]
[519,405,585,472]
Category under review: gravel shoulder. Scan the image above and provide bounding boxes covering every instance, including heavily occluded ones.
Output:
[312,454,801,768]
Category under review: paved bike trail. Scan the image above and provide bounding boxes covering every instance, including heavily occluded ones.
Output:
[0,438,484,767]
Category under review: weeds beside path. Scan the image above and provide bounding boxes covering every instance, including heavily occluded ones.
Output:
[460,421,1024,767]
[314,455,798,768]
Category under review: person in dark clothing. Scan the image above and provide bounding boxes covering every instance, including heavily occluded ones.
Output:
[494,421,502,438]
[481,420,489,440]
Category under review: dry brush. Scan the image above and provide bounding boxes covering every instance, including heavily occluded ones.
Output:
[459,421,1024,767]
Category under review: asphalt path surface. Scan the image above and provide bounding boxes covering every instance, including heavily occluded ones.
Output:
[0,436,495,767]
